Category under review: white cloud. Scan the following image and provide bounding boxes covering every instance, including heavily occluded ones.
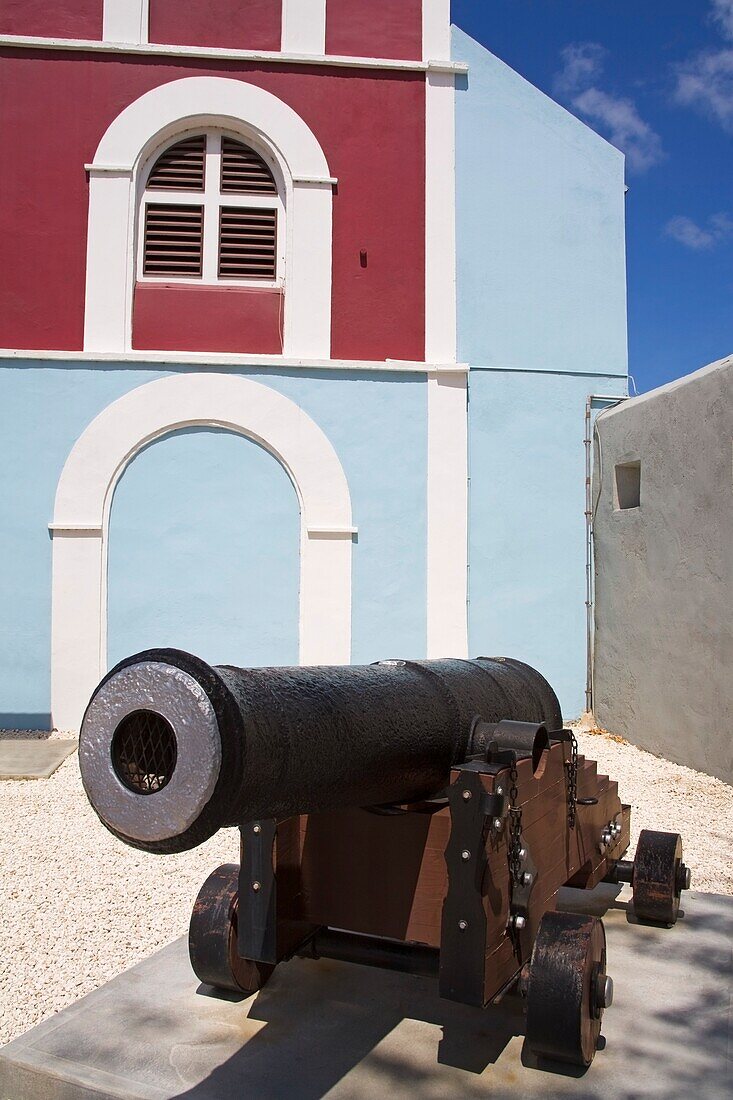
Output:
[710,211,733,234]
[664,213,733,250]
[673,2,733,132]
[553,41,664,174]
[711,0,733,40]
[572,87,665,173]
[553,43,606,96]
[675,48,733,133]
[664,216,716,250]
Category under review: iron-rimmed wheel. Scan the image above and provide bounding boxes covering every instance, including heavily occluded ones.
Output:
[188,863,275,994]
[525,910,611,1067]
[632,829,689,926]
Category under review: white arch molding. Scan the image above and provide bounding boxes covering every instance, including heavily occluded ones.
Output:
[50,373,355,731]
[84,76,335,358]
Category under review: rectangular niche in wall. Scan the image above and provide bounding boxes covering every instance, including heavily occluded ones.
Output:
[614,460,641,510]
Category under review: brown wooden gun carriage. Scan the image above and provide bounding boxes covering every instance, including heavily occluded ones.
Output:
[79,650,691,1069]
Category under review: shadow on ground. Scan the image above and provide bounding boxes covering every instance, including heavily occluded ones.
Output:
[0,887,729,1100]
[170,887,731,1100]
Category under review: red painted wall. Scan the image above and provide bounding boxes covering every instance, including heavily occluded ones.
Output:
[326,0,422,62]
[133,284,283,353]
[0,50,425,361]
[0,0,102,40]
[149,0,282,53]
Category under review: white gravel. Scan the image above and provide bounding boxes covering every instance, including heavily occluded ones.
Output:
[0,727,731,1047]
[572,721,733,895]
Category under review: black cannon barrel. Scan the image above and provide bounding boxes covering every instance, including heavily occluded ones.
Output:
[78,649,562,854]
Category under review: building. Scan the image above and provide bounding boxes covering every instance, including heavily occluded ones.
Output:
[0,2,628,732]
[593,355,732,784]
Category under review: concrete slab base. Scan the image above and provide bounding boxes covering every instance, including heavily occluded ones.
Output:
[0,739,77,779]
[0,885,730,1099]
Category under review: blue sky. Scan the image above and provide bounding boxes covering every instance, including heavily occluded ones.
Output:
[453,0,733,391]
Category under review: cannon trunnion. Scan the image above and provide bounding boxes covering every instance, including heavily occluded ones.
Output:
[79,651,690,1070]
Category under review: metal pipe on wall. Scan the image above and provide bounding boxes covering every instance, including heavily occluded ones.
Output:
[584,395,629,714]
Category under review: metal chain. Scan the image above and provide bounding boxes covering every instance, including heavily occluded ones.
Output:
[506,756,525,961]
[507,757,524,884]
[565,729,578,829]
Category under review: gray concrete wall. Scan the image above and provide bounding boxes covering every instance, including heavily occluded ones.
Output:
[593,355,733,784]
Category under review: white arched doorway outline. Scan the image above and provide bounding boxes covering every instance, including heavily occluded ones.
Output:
[50,373,355,731]
[83,76,335,358]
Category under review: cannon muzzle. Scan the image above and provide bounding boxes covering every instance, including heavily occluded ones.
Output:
[79,649,562,854]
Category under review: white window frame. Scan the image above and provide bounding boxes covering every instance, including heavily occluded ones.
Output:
[84,76,335,357]
[136,128,285,289]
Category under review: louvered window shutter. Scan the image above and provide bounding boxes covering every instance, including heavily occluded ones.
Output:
[141,134,280,283]
[146,135,206,191]
[219,208,277,279]
[220,137,277,194]
[143,204,204,277]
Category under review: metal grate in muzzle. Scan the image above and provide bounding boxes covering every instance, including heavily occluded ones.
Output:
[111,711,177,795]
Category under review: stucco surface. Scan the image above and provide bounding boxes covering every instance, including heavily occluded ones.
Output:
[107,427,300,669]
[149,0,282,52]
[452,26,627,376]
[453,25,628,718]
[468,369,626,718]
[0,362,427,726]
[0,51,425,360]
[593,356,733,783]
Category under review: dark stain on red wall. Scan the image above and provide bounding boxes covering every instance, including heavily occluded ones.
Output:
[0,50,425,361]
[133,284,284,353]
[0,0,102,39]
[149,0,282,53]
[326,0,422,62]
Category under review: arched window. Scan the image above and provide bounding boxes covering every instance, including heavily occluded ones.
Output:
[85,76,334,355]
[137,131,284,285]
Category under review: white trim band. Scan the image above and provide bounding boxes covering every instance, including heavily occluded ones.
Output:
[84,164,133,175]
[422,0,452,63]
[281,0,326,55]
[0,349,469,373]
[292,176,338,186]
[48,523,103,534]
[426,371,468,658]
[424,56,467,658]
[306,526,358,537]
[103,0,148,46]
[50,373,354,731]
[0,34,468,73]
[425,69,457,364]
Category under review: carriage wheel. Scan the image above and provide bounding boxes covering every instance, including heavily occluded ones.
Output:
[188,863,275,994]
[632,830,689,926]
[525,910,612,1067]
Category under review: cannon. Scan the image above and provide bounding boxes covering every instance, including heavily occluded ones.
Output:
[79,649,691,1068]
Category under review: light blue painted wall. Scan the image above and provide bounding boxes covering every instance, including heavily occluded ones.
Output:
[238,370,428,666]
[453,26,628,715]
[0,363,171,728]
[467,370,626,717]
[452,25,628,375]
[0,363,427,727]
[107,428,300,669]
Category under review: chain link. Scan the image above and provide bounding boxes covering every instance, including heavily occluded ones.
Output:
[566,729,578,829]
[507,757,524,884]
